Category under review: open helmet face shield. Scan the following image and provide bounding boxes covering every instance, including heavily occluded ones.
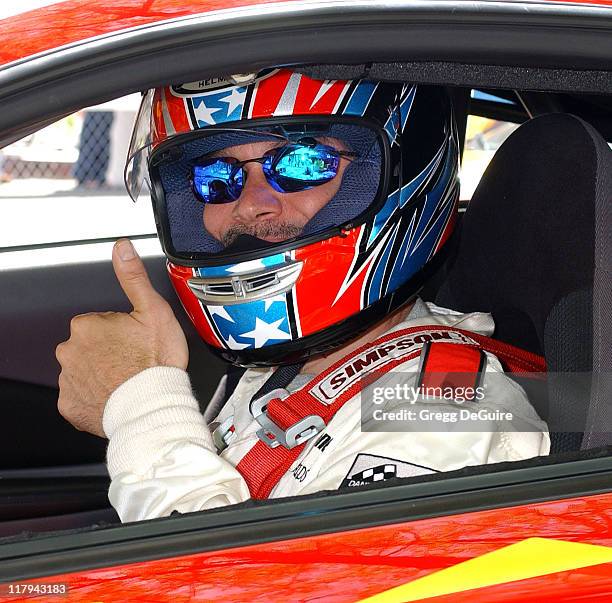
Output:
[126,69,459,366]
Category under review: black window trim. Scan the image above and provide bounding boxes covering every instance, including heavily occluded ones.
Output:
[0,0,610,147]
[2,453,612,581]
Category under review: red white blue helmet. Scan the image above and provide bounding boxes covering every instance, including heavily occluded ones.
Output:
[125,69,459,366]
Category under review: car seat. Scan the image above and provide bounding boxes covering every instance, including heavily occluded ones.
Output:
[435,113,612,453]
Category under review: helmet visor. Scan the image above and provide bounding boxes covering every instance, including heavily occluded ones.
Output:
[125,89,155,202]
[149,120,385,263]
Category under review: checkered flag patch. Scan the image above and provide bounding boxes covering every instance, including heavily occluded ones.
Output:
[352,464,397,483]
[340,454,434,489]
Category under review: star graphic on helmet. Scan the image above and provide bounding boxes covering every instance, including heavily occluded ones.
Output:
[239,317,291,347]
[226,334,252,350]
[193,98,223,125]
[218,87,246,117]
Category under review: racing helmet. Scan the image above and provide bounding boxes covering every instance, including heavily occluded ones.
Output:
[125,69,459,366]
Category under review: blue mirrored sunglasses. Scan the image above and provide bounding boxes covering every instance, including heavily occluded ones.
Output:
[190,138,357,204]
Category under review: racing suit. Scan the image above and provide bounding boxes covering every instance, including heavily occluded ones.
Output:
[103,298,550,523]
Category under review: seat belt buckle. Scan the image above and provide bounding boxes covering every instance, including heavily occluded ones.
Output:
[211,416,236,452]
[251,389,325,449]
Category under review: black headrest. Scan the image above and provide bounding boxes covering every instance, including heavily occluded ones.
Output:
[436,113,612,451]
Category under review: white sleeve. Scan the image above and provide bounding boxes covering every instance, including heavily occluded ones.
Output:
[103,367,250,523]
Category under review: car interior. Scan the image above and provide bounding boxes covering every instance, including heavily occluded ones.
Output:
[0,4,610,570]
[1,78,610,543]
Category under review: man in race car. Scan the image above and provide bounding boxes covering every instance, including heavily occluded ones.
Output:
[56,69,549,522]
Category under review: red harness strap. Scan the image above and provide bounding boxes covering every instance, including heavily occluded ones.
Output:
[236,325,546,499]
[417,342,487,402]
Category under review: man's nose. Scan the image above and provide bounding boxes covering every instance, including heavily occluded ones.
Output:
[231,165,283,223]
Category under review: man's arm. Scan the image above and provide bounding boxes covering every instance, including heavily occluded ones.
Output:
[56,239,190,438]
[104,367,250,523]
[55,239,250,521]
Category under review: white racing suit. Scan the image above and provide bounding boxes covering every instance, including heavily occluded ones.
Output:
[103,299,550,523]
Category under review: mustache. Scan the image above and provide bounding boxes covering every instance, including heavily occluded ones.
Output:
[221,222,304,247]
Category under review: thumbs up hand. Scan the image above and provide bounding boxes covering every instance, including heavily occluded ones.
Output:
[56,239,189,438]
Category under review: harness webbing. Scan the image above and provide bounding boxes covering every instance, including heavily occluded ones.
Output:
[237,325,546,499]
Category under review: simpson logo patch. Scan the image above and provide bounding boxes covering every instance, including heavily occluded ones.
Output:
[340,454,435,489]
[310,329,477,405]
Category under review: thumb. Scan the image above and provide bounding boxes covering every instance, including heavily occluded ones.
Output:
[112,239,166,315]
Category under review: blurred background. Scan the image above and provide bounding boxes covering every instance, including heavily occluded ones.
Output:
[0,95,158,252]
[0,90,520,252]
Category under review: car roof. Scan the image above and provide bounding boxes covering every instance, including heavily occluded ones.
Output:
[0,0,609,149]
[0,0,611,69]
[0,0,289,67]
